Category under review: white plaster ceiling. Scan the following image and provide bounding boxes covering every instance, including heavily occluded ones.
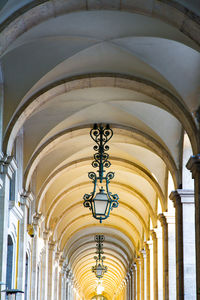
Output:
[1,5,199,299]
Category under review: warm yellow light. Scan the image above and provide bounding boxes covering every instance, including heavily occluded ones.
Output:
[96,281,104,295]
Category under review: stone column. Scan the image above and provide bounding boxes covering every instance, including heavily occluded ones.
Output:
[123,279,127,300]
[0,156,17,295]
[187,154,200,300]
[136,257,141,300]
[144,243,150,300]
[125,275,130,300]
[158,214,169,300]
[140,254,144,300]
[134,263,137,300]
[140,249,146,300]
[130,267,135,300]
[155,227,163,300]
[165,213,176,300]
[54,251,61,300]
[17,192,33,300]
[31,213,42,300]
[47,241,56,300]
[41,231,51,300]
[151,231,158,300]
[71,280,75,300]
[170,189,196,299]
[61,265,67,300]
[58,262,64,300]
[66,280,69,300]
[66,270,72,300]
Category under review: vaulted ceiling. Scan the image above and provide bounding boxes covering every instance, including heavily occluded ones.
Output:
[1,1,199,299]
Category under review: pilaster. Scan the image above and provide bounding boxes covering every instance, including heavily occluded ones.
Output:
[54,251,62,300]
[187,154,200,300]
[47,241,56,300]
[133,263,137,300]
[125,275,129,300]
[41,230,51,300]
[164,212,176,300]
[30,213,43,300]
[130,266,135,300]
[140,249,146,300]
[144,243,150,300]
[17,191,33,300]
[170,189,196,299]
[136,257,141,300]
[128,272,131,300]
[158,214,169,300]
[0,156,16,294]
[150,230,158,300]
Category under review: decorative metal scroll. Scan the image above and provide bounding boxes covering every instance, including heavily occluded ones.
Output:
[90,124,113,183]
[92,235,108,279]
[83,124,119,223]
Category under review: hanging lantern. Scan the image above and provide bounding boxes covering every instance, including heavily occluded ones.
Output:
[83,124,119,223]
[92,235,107,279]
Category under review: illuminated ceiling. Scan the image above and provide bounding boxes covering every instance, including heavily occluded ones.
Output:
[1,2,199,299]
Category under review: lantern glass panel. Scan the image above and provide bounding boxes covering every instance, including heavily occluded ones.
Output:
[96,264,103,277]
[93,189,109,216]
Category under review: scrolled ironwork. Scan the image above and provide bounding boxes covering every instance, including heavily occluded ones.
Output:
[88,172,97,181]
[83,124,119,223]
[90,124,113,182]
[92,235,108,279]
[95,234,105,242]
[106,171,115,182]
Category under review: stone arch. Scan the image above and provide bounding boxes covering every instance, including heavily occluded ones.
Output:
[35,156,165,213]
[45,181,156,230]
[23,123,179,193]
[3,74,199,160]
[0,0,200,57]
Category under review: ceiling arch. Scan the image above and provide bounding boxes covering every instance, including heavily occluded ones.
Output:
[0,0,200,54]
[63,227,135,259]
[4,75,199,156]
[45,182,156,230]
[23,124,179,192]
[35,156,164,211]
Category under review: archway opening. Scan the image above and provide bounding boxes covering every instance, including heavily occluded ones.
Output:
[6,235,14,289]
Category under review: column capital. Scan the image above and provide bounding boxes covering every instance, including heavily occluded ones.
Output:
[126,272,131,280]
[140,248,146,259]
[32,213,44,233]
[130,266,134,275]
[55,250,62,261]
[169,190,182,208]
[135,256,141,265]
[131,262,137,272]
[150,229,157,241]
[163,212,175,224]
[32,212,44,226]
[48,241,56,251]
[132,262,137,271]
[186,154,200,178]
[145,240,153,249]
[153,227,162,239]
[158,213,167,227]
[0,155,17,178]
[20,190,34,207]
[170,189,194,205]
[42,230,52,241]
[144,241,150,253]
[59,257,65,268]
